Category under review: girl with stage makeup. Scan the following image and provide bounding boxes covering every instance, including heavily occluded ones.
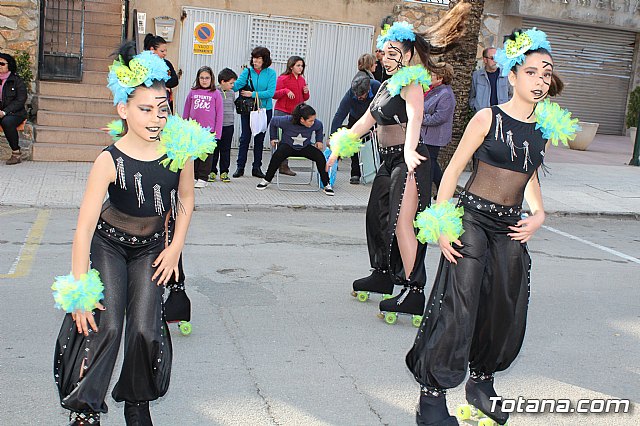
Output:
[406,28,579,425]
[52,41,215,425]
[327,3,470,325]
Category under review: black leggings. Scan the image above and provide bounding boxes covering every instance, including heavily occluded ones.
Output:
[0,114,25,151]
[406,191,531,390]
[265,144,330,186]
[54,225,172,414]
[426,145,443,190]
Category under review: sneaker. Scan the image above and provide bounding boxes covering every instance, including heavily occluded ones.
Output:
[323,185,335,196]
[194,179,207,188]
[6,153,21,165]
[350,176,361,185]
[208,172,217,182]
[221,172,230,183]
[256,179,270,190]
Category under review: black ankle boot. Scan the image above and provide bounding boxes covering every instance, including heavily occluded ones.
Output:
[68,411,100,425]
[416,390,458,426]
[465,373,509,425]
[352,269,394,297]
[124,401,153,426]
[232,168,244,178]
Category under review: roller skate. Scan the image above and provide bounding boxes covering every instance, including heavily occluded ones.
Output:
[68,412,100,425]
[124,401,152,426]
[378,284,424,327]
[416,389,459,426]
[456,373,509,425]
[351,268,394,302]
[164,281,192,336]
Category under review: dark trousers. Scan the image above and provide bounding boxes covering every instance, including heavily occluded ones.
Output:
[406,192,531,390]
[365,144,432,285]
[426,145,443,190]
[237,109,273,171]
[0,114,25,151]
[211,125,234,174]
[54,227,172,414]
[265,144,330,186]
[350,152,361,178]
[194,132,216,180]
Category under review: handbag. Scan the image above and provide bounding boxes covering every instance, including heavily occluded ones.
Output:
[249,95,268,135]
[234,71,256,115]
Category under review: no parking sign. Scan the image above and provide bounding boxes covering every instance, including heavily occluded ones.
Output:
[193,22,214,55]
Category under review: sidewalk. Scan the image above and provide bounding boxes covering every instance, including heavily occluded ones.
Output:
[0,135,638,216]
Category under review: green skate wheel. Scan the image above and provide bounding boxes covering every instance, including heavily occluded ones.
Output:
[478,418,496,426]
[456,404,472,420]
[382,294,392,300]
[412,315,422,328]
[179,321,192,336]
[384,312,397,325]
[357,291,369,302]
[476,409,485,418]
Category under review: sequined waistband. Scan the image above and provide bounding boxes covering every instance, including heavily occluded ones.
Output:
[458,190,522,218]
[378,143,427,155]
[96,219,165,247]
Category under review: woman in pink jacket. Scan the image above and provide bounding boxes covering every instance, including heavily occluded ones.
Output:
[272,56,310,176]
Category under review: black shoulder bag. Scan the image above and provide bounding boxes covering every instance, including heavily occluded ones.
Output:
[234,71,256,115]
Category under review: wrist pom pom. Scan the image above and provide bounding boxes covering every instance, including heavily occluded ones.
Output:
[52,269,105,313]
[329,128,362,158]
[534,98,580,147]
[159,115,218,172]
[414,201,465,244]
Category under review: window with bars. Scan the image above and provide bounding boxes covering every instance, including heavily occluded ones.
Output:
[250,18,310,64]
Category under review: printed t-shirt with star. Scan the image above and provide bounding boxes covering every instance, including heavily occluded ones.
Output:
[269,115,324,150]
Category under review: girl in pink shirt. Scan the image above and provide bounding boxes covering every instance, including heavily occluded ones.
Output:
[183,66,223,188]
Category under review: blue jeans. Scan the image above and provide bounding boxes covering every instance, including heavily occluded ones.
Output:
[236,109,273,171]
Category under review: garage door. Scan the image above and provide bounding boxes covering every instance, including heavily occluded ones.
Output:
[523,18,636,135]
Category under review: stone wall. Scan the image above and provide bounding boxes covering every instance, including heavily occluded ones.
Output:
[0,0,38,160]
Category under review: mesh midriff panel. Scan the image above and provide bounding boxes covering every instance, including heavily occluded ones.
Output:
[99,200,165,238]
[464,160,533,207]
[376,125,405,147]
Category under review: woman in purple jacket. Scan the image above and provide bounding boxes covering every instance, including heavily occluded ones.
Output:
[421,63,456,191]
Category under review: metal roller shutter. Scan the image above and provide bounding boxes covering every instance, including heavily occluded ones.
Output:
[523,18,636,135]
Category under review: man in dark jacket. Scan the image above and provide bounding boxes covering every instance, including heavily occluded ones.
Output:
[330,74,381,184]
[0,53,28,165]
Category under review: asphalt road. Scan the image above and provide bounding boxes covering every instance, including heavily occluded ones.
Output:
[0,207,638,425]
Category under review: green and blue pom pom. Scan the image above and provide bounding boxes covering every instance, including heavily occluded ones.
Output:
[414,201,465,244]
[329,128,362,158]
[158,115,217,172]
[106,119,124,141]
[107,50,170,105]
[387,65,431,96]
[495,27,552,77]
[376,21,416,50]
[52,269,105,313]
[534,98,580,146]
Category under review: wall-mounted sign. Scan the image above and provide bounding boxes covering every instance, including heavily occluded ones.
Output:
[193,22,215,55]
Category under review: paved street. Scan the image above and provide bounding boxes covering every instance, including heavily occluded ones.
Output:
[0,208,637,425]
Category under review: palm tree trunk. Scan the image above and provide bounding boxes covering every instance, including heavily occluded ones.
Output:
[439,0,485,168]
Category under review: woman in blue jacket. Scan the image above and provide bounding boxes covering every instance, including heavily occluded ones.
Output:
[232,46,277,179]
[421,63,456,191]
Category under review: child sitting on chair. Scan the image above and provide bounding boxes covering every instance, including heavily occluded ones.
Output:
[256,103,334,195]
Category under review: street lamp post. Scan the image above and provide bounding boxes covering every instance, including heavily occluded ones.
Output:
[630,110,640,166]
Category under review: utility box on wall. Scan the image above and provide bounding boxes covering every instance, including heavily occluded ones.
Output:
[155,16,177,42]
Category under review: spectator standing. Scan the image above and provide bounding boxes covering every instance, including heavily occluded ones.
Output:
[232,46,277,179]
[210,68,238,183]
[0,53,27,165]
[272,55,310,176]
[372,48,389,82]
[469,47,511,113]
[421,63,456,191]
[356,53,377,81]
[182,66,223,188]
[330,74,381,184]
[144,34,179,112]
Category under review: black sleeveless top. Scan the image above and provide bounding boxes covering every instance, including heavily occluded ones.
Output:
[475,106,547,174]
[369,80,408,125]
[105,145,181,218]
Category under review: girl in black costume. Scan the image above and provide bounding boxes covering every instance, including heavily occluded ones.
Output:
[406,29,578,425]
[327,3,470,325]
[52,42,214,425]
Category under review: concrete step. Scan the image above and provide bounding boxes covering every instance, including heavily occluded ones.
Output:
[36,95,115,115]
[38,111,119,129]
[84,58,113,72]
[84,22,122,37]
[39,81,112,100]
[32,142,103,162]
[84,45,122,60]
[81,71,109,86]
[85,11,121,26]
[84,33,122,49]
[35,125,113,146]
